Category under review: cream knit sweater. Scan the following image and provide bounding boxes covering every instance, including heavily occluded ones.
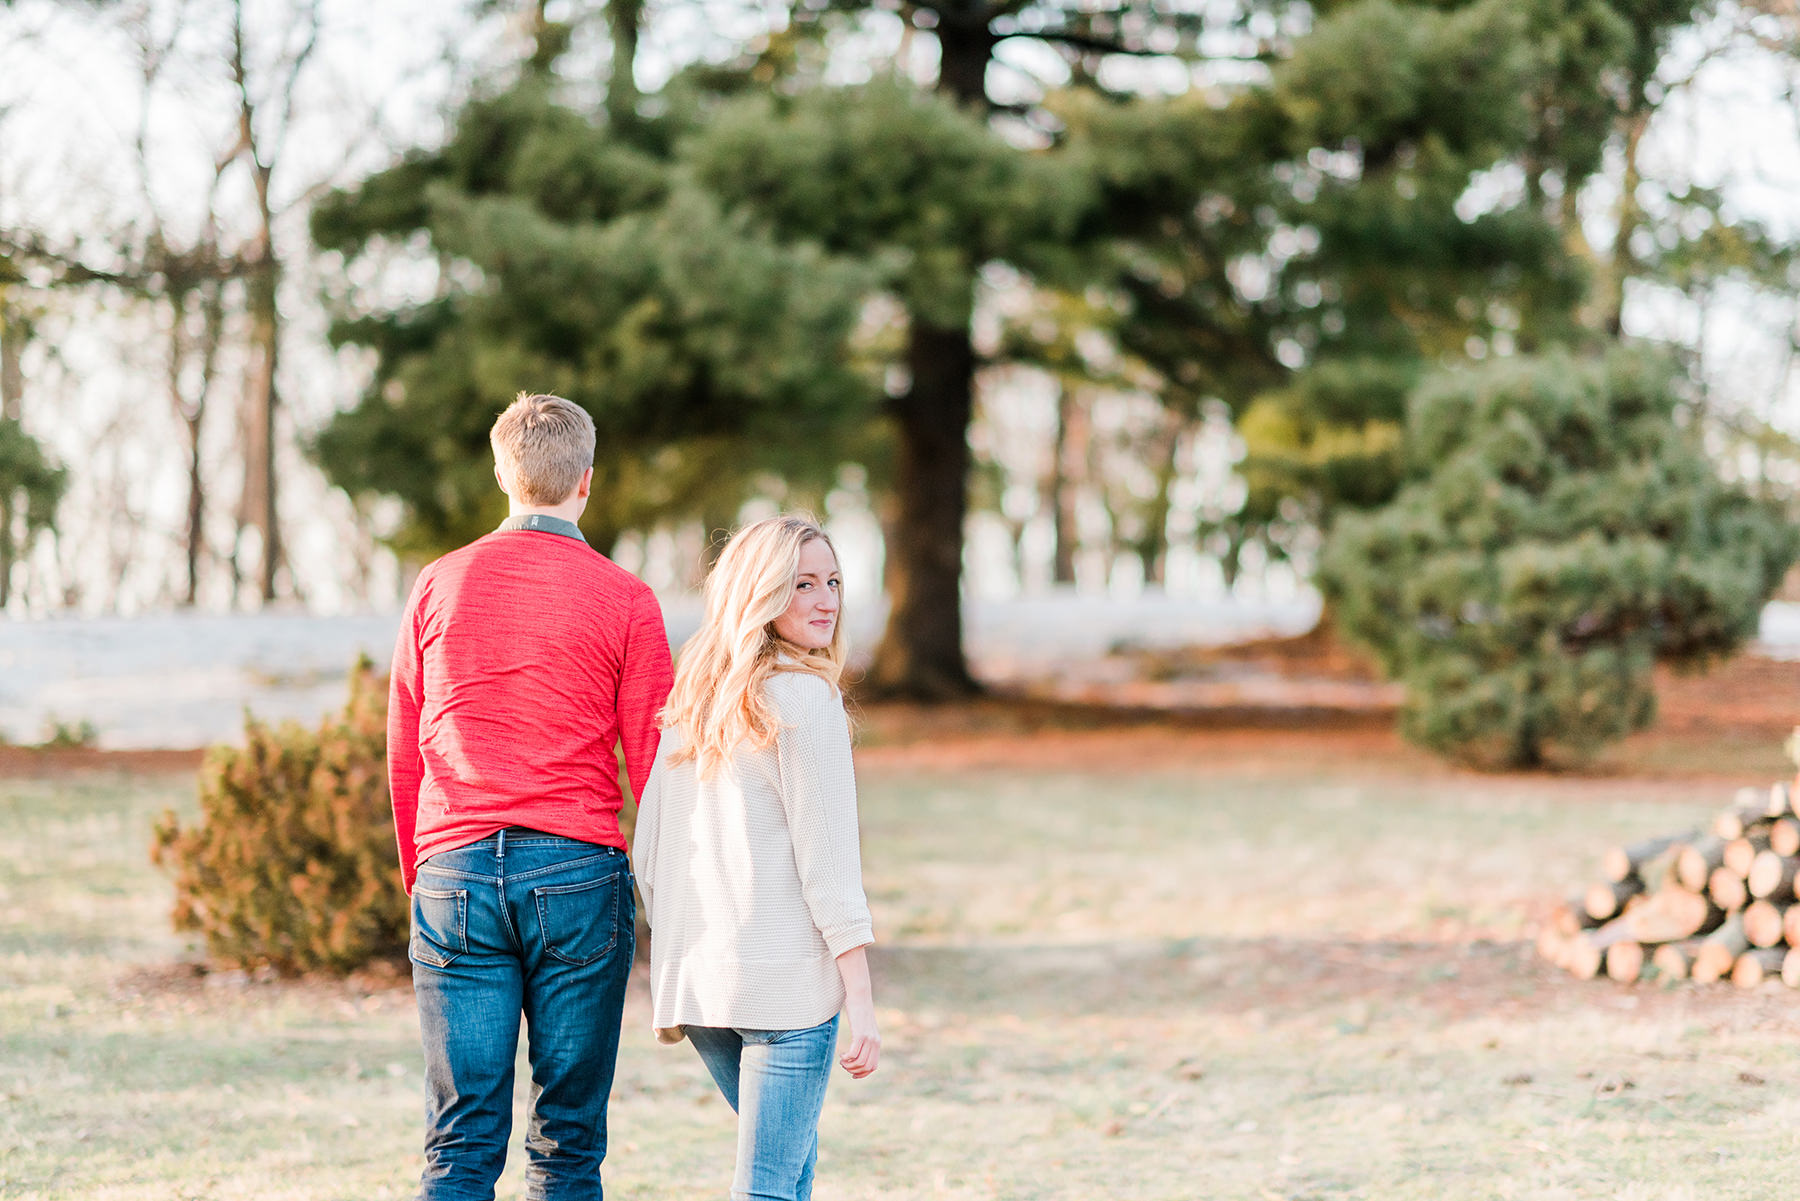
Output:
[633,669,874,1033]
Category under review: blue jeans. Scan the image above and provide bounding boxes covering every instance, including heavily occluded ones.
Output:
[685,1016,839,1201]
[409,828,634,1201]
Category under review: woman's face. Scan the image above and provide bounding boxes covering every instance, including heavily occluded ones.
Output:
[772,538,841,650]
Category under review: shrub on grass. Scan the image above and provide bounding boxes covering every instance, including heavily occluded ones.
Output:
[152,657,407,973]
[1320,349,1800,769]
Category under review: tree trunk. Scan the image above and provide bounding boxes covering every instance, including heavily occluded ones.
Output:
[183,426,204,606]
[932,9,994,106]
[228,1,285,606]
[0,306,22,609]
[867,320,979,697]
[865,9,995,698]
[0,308,22,422]
[1135,411,1183,588]
[170,280,220,609]
[243,259,281,603]
[1048,384,1080,586]
[0,494,12,610]
[1602,106,1650,337]
[606,0,642,127]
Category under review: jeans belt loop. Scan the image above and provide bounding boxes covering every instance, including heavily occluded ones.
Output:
[497,827,506,861]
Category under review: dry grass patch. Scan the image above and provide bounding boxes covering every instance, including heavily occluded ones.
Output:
[6,748,1800,1199]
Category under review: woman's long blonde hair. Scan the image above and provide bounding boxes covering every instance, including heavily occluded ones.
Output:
[661,514,847,772]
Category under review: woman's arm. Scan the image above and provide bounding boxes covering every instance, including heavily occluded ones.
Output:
[773,676,875,959]
[835,945,880,1078]
[629,754,663,923]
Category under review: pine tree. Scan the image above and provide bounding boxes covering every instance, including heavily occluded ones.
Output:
[1319,350,1799,768]
[310,72,878,558]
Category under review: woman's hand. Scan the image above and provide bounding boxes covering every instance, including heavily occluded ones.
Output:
[839,1002,881,1078]
[835,945,880,1078]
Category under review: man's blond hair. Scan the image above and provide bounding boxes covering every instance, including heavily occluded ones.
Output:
[490,392,596,506]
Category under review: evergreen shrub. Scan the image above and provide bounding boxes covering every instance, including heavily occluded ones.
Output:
[1320,349,1800,768]
[152,657,407,973]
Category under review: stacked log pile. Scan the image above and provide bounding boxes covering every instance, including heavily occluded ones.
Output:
[1539,781,1800,987]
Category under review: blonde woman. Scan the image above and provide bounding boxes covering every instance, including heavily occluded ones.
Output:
[632,514,878,1201]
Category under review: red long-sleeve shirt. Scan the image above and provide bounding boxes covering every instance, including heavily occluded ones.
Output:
[386,526,673,894]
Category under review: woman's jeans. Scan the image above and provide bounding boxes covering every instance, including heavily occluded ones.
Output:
[685,1016,839,1201]
[409,828,635,1201]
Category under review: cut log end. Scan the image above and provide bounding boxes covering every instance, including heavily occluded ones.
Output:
[1748,850,1798,902]
[1652,940,1703,982]
[1601,833,1690,885]
[1771,817,1800,859]
[1713,806,1771,842]
[1743,899,1789,949]
[1605,941,1645,983]
[1708,866,1749,912]
[1691,915,1749,984]
[1622,887,1721,944]
[1724,834,1770,880]
[1585,876,1645,921]
[1732,947,1787,989]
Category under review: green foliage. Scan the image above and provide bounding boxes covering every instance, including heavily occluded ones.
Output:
[689,81,1091,327]
[1320,351,1800,768]
[39,717,98,749]
[311,80,880,557]
[0,413,66,554]
[1056,0,1610,570]
[151,658,406,974]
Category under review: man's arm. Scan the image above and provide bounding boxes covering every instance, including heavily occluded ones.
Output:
[387,574,429,894]
[615,585,674,812]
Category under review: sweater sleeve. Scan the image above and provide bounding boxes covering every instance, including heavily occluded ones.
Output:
[631,750,664,926]
[773,674,874,958]
[616,585,674,810]
[387,571,429,895]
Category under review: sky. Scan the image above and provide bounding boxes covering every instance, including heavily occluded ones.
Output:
[1,0,1796,617]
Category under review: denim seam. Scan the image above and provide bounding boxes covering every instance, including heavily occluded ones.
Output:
[414,849,620,885]
[413,865,502,883]
[496,877,524,954]
[502,852,622,884]
[410,886,468,968]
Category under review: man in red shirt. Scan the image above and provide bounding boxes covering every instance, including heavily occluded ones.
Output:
[388,392,672,1201]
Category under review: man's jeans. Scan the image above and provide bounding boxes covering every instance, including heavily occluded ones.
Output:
[685,1016,839,1201]
[410,828,634,1201]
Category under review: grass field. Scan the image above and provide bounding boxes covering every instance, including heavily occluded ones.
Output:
[6,725,1800,1200]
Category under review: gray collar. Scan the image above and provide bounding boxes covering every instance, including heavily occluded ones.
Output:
[496,513,587,543]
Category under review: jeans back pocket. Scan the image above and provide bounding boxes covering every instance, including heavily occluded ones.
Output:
[410,885,469,968]
[534,871,622,966]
